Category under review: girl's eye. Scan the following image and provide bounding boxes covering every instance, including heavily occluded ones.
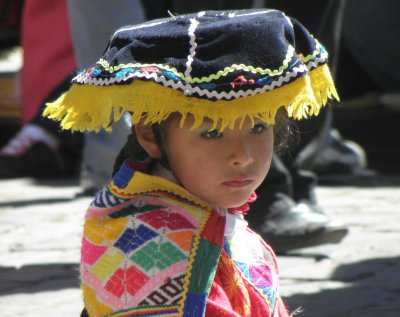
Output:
[201,129,223,139]
[251,123,269,134]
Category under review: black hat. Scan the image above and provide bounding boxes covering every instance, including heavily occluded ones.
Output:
[44,9,338,132]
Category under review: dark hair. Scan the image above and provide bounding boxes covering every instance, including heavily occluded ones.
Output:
[273,108,299,154]
[112,110,297,176]
[112,124,164,176]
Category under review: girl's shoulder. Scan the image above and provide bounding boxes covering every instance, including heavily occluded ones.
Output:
[85,169,209,221]
[91,160,212,214]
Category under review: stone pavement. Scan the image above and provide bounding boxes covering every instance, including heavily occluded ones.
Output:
[0,176,399,317]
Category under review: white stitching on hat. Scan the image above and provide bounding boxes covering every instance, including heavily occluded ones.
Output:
[235,9,276,18]
[184,18,199,80]
[111,20,169,41]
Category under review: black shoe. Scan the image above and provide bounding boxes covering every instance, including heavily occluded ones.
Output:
[247,196,348,254]
[0,141,78,179]
[300,129,367,176]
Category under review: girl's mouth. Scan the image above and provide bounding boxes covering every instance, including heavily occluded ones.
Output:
[222,178,253,187]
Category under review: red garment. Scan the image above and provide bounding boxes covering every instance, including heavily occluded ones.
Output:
[228,192,257,215]
[206,250,290,317]
[21,0,76,123]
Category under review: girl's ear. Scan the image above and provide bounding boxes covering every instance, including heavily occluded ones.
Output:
[134,121,162,159]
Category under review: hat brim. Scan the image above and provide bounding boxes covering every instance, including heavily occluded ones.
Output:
[44,64,338,132]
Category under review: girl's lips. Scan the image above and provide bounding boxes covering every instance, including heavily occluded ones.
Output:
[222,179,253,187]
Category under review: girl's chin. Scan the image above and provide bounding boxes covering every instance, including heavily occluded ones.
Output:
[215,198,250,210]
[199,192,252,210]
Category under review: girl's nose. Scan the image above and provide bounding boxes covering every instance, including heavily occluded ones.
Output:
[228,138,254,167]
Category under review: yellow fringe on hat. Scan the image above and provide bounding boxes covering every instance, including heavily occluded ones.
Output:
[44,64,338,132]
[308,63,339,116]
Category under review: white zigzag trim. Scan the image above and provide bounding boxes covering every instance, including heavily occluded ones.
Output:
[306,55,328,70]
[76,64,308,100]
[185,18,199,79]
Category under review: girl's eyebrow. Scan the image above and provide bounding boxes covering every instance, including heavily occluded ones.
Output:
[202,117,214,124]
[195,118,216,129]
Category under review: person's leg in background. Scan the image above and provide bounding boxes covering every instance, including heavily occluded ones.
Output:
[20,0,76,123]
[248,0,351,253]
[0,74,83,178]
[67,0,145,193]
[0,0,80,179]
[334,0,400,173]
[278,0,367,177]
[341,0,400,96]
[250,154,347,253]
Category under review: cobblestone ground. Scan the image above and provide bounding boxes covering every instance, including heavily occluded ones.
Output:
[0,176,399,317]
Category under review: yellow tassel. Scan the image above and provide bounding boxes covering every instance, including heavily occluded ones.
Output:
[43,64,339,132]
[308,63,340,116]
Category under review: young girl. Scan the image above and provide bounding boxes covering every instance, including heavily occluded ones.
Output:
[45,9,338,317]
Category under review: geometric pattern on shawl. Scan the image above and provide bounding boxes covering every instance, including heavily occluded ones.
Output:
[81,162,225,317]
[223,229,280,314]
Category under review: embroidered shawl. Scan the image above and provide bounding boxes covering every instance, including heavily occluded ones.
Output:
[81,161,288,316]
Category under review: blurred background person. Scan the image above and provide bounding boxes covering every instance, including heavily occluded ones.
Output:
[0,0,82,178]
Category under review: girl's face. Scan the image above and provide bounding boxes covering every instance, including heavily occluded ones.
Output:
[163,115,274,208]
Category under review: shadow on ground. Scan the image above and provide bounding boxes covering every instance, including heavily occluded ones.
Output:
[284,256,400,317]
[0,178,88,207]
[1,257,399,316]
[0,263,79,295]
[0,197,80,208]
[318,174,400,187]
